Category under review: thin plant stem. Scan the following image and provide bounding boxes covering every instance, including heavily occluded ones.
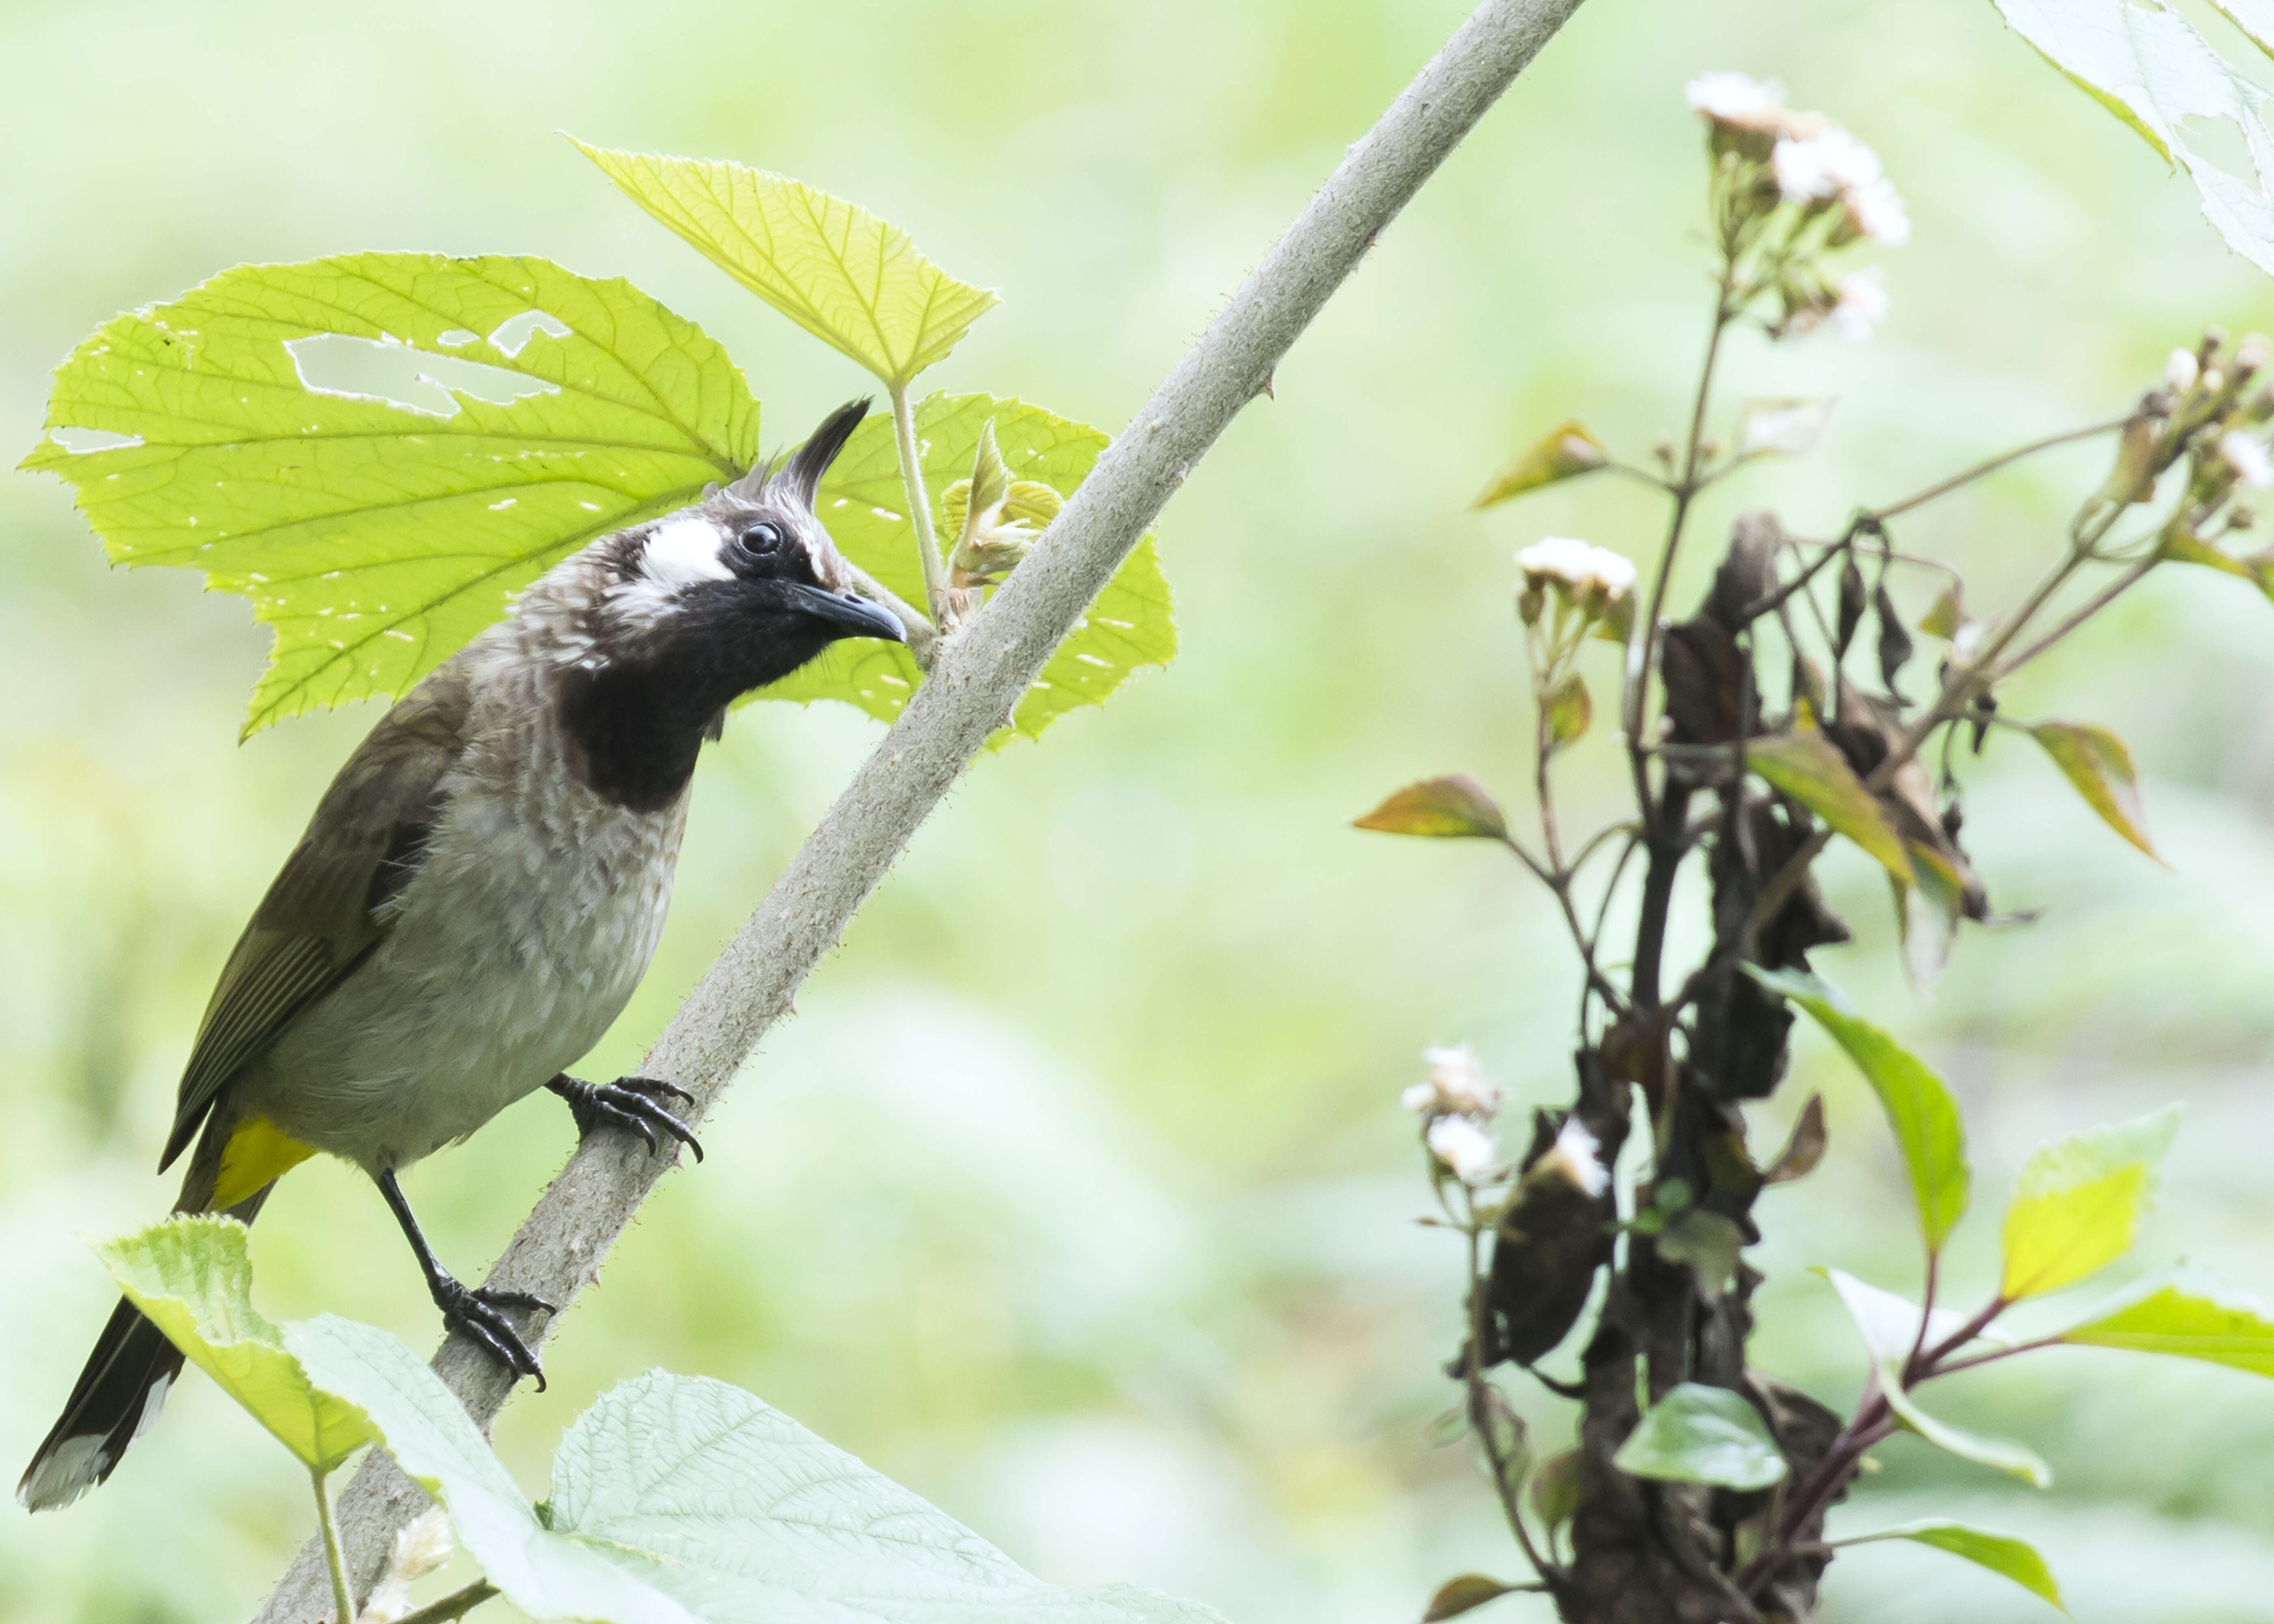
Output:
[388,1583,501,1624]
[1870,417,2129,523]
[887,380,952,627]
[1530,648,1630,1019]
[1733,518,2112,952]
[1745,1283,2023,1594]
[313,1466,353,1624]
[1996,554,2159,676]
[1912,1291,2012,1376]
[1463,1207,1558,1585]
[1930,1332,2067,1378]
[1627,264,1739,810]
[1906,1250,1941,1375]
[1737,417,2127,630]
[1626,266,1739,1009]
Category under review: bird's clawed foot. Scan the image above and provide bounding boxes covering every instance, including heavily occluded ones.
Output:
[431,1273,553,1389]
[547,1073,703,1162]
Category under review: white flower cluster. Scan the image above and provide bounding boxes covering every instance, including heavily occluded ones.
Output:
[1516,536,1638,638]
[1406,1044,1502,1186]
[2162,333,2274,497]
[1517,535,1638,598]
[1685,71,1788,134]
[1771,125,1910,246]
[1688,72,1908,245]
[1685,71,1907,342]
[1405,1043,1502,1117]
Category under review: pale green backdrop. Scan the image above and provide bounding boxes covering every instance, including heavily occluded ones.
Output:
[6,1,2274,1619]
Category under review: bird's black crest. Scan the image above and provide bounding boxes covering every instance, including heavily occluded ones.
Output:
[735,398,871,508]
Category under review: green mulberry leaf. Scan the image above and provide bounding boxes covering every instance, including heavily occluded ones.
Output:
[574,141,999,388]
[24,252,758,735]
[770,392,1175,743]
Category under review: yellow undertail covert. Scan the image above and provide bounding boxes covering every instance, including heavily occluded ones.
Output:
[211,1116,318,1210]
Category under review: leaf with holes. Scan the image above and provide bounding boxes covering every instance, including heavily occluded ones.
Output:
[2029,721,2159,861]
[1840,1521,2066,1613]
[98,1217,373,1473]
[1990,0,2274,274]
[2001,1106,2180,1300]
[1747,967,1969,1251]
[575,141,998,388]
[770,392,1174,742]
[24,253,759,735]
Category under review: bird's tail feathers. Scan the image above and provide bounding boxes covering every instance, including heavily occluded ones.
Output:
[18,1123,277,1511]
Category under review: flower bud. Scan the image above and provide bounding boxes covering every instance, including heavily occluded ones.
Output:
[1407,1044,1502,1119]
[2166,348,2201,393]
[2221,429,2273,490]
[1686,71,1789,164]
[1427,1114,1498,1185]
[1516,537,1637,642]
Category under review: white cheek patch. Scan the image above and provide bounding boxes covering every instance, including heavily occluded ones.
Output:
[613,515,735,628]
[640,516,734,591]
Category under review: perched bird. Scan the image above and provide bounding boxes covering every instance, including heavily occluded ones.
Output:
[19,399,903,1510]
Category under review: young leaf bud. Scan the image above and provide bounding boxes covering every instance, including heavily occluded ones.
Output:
[945,421,1053,591]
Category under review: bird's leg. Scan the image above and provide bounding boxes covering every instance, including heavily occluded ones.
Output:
[545,1074,703,1162]
[374,1169,552,1388]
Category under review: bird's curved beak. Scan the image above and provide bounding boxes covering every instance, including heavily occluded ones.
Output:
[785,583,906,644]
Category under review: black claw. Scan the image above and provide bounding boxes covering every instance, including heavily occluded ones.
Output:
[621,1076,696,1108]
[479,1286,558,1314]
[547,1073,705,1163]
[432,1274,547,1389]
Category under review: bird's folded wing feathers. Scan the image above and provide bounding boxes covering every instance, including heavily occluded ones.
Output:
[159,669,474,1172]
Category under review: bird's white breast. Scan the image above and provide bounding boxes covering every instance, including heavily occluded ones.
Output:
[244,691,690,1172]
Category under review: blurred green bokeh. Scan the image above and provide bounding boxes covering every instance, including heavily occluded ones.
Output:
[8,1,2274,1620]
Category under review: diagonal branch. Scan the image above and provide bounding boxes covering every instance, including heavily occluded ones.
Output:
[250,0,1587,1613]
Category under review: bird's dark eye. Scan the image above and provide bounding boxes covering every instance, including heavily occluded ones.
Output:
[737,521,786,556]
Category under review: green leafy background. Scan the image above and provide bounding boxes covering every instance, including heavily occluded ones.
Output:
[14,3,2274,1623]
[24,258,1165,743]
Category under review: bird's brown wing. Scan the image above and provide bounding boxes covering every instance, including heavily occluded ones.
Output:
[158,667,474,1172]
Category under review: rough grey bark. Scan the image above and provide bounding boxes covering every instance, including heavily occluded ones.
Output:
[252,0,1588,1615]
